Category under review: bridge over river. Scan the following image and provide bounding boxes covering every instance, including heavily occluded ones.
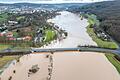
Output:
[0,47,120,56]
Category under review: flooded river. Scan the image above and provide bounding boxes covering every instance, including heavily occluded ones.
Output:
[46,11,97,48]
[0,11,120,80]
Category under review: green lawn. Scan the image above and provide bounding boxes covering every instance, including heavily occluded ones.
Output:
[0,44,11,50]
[0,56,18,69]
[105,53,120,74]
[86,14,118,49]
[16,16,25,21]
[44,29,56,42]
[84,14,100,26]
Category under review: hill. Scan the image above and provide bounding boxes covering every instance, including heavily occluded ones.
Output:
[78,0,120,43]
[0,3,86,10]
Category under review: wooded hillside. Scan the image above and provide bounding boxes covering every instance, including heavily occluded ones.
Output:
[79,0,120,43]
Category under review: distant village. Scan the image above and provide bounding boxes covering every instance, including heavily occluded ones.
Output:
[0,20,32,41]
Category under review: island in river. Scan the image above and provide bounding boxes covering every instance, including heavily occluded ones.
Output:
[0,11,120,80]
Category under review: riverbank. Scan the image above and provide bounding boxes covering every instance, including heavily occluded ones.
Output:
[85,14,120,74]
[0,45,20,74]
[105,53,120,74]
[86,14,119,49]
[86,26,118,49]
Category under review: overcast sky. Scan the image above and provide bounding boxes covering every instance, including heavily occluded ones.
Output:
[0,0,111,4]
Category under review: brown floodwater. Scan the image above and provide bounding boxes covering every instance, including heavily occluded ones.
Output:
[51,52,120,80]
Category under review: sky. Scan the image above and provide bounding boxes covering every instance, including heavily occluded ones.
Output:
[0,0,111,4]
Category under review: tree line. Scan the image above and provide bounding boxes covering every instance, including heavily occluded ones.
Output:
[73,0,120,43]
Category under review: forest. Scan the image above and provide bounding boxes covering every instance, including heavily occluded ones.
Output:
[77,0,120,43]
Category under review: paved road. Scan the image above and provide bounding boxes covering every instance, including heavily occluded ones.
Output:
[32,47,120,55]
[0,47,120,56]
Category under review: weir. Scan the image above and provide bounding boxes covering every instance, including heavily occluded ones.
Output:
[0,47,120,56]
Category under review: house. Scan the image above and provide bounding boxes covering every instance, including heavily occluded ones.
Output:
[0,33,3,37]
[8,37,16,41]
[6,32,13,38]
[8,21,18,26]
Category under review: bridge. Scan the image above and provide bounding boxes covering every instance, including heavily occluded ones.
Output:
[0,47,120,57]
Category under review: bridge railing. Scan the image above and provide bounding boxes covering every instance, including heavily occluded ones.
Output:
[0,47,120,57]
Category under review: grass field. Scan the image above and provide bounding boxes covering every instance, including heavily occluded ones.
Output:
[87,26,118,49]
[0,56,19,69]
[16,16,25,21]
[0,44,19,70]
[45,29,56,42]
[86,14,119,49]
[105,53,120,74]
[0,44,11,50]
[87,14,100,26]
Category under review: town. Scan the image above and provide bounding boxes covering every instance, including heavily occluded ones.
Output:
[0,7,67,49]
[0,1,120,80]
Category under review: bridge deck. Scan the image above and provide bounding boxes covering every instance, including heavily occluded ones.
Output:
[0,47,120,57]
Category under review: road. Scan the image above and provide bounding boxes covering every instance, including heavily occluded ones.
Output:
[0,47,120,56]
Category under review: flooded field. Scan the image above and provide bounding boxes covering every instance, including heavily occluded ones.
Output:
[51,52,120,80]
[0,11,120,80]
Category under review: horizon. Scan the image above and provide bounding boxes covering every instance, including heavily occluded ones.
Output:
[0,0,112,4]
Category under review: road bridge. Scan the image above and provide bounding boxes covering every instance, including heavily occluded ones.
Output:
[0,47,120,57]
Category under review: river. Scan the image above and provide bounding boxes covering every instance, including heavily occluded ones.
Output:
[45,11,97,48]
[0,11,120,80]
